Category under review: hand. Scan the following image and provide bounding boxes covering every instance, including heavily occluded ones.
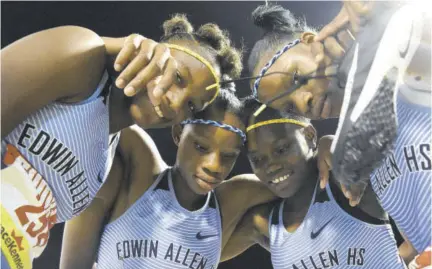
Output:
[114,34,178,107]
[317,135,334,189]
[311,1,375,65]
[317,135,367,206]
[315,1,376,42]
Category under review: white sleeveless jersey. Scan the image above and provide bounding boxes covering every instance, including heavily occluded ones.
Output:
[269,182,405,269]
[1,71,120,223]
[97,169,222,269]
[371,90,431,253]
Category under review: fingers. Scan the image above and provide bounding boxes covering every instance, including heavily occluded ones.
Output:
[336,30,355,50]
[343,2,362,34]
[323,36,346,61]
[340,184,352,201]
[314,7,350,42]
[119,42,172,97]
[151,58,177,104]
[347,181,368,207]
[116,38,158,92]
[114,35,146,72]
[310,41,326,66]
[317,135,334,189]
[318,159,330,190]
[116,51,153,92]
[340,180,367,207]
[344,0,374,16]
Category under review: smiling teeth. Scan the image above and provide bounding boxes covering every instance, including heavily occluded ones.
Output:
[271,174,291,184]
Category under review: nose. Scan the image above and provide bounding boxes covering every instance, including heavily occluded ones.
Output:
[292,91,313,115]
[265,161,284,177]
[202,152,222,179]
[164,88,189,114]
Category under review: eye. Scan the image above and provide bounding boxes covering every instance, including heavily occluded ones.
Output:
[194,141,208,153]
[249,155,263,166]
[188,101,197,113]
[293,70,300,85]
[276,144,290,155]
[176,71,183,84]
[285,102,295,113]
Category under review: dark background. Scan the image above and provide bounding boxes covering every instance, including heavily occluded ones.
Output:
[2,1,342,268]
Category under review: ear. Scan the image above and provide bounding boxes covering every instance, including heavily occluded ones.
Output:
[302,124,317,149]
[171,124,183,146]
[300,32,316,44]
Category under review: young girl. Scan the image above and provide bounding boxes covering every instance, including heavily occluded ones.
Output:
[221,99,406,269]
[1,14,242,268]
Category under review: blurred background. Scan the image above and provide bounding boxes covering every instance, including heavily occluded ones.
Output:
[2,1,348,268]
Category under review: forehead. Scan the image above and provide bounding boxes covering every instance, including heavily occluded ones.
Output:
[169,40,221,105]
[251,50,297,99]
[247,123,302,151]
[184,113,245,149]
[170,40,220,75]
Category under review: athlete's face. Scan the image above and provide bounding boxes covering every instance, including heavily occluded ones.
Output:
[130,40,220,129]
[246,120,316,198]
[252,38,343,120]
[174,112,244,195]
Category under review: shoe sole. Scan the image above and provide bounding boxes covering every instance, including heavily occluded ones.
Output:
[331,4,423,184]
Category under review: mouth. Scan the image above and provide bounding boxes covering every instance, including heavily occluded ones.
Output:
[154,105,164,118]
[268,171,294,185]
[153,95,177,120]
[195,175,221,192]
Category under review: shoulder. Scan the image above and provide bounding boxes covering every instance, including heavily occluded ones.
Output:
[118,125,167,174]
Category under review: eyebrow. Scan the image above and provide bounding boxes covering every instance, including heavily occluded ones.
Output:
[184,65,193,83]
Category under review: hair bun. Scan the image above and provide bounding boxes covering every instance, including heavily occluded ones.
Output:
[252,4,298,34]
[196,23,229,51]
[218,47,242,79]
[163,14,194,36]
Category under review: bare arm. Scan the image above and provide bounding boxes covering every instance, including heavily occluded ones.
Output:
[60,153,124,269]
[1,26,107,138]
[59,125,163,269]
[220,204,272,262]
[216,174,277,248]
[399,232,418,265]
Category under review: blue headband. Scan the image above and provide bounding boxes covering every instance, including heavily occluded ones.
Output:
[181,119,247,144]
[253,39,301,98]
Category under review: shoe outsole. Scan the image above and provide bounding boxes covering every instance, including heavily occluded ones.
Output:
[331,4,423,185]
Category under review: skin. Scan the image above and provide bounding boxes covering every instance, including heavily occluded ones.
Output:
[254,2,431,120]
[1,26,220,138]
[251,33,344,120]
[60,111,276,269]
[220,117,389,262]
[0,26,226,265]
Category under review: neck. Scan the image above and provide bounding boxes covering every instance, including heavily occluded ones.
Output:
[108,86,134,133]
[171,166,208,211]
[284,157,319,213]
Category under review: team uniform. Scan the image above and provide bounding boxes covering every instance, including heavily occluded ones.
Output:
[269,181,406,269]
[1,71,120,268]
[371,90,431,255]
[96,169,222,269]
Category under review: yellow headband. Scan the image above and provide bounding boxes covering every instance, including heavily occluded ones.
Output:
[246,118,308,133]
[167,44,220,106]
